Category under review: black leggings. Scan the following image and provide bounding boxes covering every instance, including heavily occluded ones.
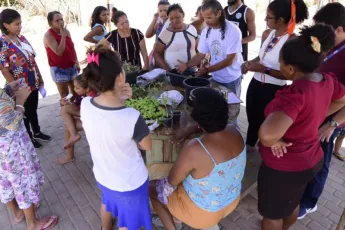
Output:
[246,78,285,147]
[24,89,40,138]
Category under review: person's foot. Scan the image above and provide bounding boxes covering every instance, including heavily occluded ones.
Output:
[298,205,317,219]
[31,138,43,149]
[56,155,75,165]
[28,215,58,230]
[333,152,345,161]
[33,132,52,142]
[63,133,81,149]
[13,210,25,224]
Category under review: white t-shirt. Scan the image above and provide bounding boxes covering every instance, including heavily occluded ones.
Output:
[158,25,198,70]
[80,97,149,191]
[198,20,243,83]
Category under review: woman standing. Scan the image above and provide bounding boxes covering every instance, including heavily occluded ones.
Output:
[0,9,51,149]
[84,6,109,44]
[258,24,345,230]
[0,80,58,230]
[242,0,308,152]
[99,8,149,70]
[154,4,198,72]
[145,0,170,39]
[81,48,152,230]
[44,11,80,99]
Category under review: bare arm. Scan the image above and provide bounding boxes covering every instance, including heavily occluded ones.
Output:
[139,39,149,70]
[146,17,158,38]
[153,41,171,71]
[138,135,152,151]
[0,67,15,83]
[186,52,206,68]
[259,112,293,147]
[242,8,256,44]
[208,53,236,73]
[168,142,195,186]
[247,29,271,63]
[84,26,104,44]
[44,32,67,56]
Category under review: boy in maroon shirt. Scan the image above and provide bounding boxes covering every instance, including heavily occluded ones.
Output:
[299,2,345,219]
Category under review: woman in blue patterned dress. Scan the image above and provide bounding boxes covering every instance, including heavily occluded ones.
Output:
[0,80,58,229]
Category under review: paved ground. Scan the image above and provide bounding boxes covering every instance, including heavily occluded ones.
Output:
[0,94,344,230]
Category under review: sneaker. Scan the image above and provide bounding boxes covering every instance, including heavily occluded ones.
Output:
[33,132,52,142]
[298,205,317,219]
[31,139,42,149]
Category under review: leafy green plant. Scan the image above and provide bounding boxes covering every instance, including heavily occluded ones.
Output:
[123,62,140,74]
[132,85,148,99]
[125,97,168,121]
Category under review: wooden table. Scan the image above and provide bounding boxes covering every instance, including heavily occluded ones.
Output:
[145,80,261,199]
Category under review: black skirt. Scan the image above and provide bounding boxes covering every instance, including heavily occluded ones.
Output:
[257,159,323,219]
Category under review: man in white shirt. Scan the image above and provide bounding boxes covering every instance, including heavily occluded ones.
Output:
[177,0,243,97]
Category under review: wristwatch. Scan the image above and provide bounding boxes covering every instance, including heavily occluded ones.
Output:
[264,67,271,75]
[330,119,339,128]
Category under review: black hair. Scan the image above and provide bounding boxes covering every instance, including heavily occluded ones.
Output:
[281,24,335,73]
[111,7,127,25]
[47,11,62,27]
[74,74,89,89]
[196,6,202,16]
[158,0,170,7]
[0,9,21,34]
[91,6,108,28]
[167,4,185,16]
[313,3,345,31]
[191,88,228,133]
[202,0,226,40]
[82,47,123,93]
[268,0,308,24]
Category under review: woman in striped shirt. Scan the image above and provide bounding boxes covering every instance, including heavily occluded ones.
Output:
[99,8,149,70]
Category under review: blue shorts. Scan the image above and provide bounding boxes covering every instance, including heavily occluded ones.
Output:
[50,66,78,83]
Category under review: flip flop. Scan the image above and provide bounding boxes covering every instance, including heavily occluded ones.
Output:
[333,152,345,161]
[13,203,41,224]
[41,215,58,230]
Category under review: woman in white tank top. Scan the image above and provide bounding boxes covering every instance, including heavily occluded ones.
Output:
[241,0,308,152]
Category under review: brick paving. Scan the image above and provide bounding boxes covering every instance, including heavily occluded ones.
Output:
[0,95,344,230]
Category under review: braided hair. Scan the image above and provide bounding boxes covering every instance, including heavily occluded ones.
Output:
[202,0,227,40]
[191,88,228,133]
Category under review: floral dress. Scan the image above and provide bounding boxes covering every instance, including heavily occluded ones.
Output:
[0,87,44,209]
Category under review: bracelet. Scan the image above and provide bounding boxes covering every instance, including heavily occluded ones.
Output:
[15,105,25,112]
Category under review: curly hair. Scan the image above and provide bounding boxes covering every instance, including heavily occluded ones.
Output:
[191,88,228,133]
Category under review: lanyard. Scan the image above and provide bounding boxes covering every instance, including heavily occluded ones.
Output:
[322,43,345,63]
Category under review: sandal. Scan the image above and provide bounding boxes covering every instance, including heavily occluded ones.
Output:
[152,217,183,230]
[13,203,41,224]
[40,215,58,230]
[333,152,345,161]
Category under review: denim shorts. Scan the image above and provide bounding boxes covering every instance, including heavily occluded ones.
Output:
[50,66,78,83]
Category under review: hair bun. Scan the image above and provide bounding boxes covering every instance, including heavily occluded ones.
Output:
[112,7,118,14]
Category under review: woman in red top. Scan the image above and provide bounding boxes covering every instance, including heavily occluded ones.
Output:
[258,24,345,230]
[43,11,80,99]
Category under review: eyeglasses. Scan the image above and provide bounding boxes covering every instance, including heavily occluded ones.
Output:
[265,37,279,52]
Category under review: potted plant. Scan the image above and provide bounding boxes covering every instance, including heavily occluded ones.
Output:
[123,62,141,85]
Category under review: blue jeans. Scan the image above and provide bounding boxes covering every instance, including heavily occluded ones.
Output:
[300,126,342,209]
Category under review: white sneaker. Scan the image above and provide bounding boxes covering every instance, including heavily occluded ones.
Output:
[298,205,318,220]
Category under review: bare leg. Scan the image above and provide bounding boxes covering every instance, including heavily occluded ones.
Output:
[149,180,176,230]
[6,200,25,223]
[23,204,57,230]
[55,82,70,99]
[282,206,299,230]
[100,204,113,230]
[61,106,81,149]
[262,218,282,230]
[56,128,75,165]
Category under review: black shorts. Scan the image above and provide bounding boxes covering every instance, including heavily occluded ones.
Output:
[257,159,323,219]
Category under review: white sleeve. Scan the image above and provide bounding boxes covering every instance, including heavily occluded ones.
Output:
[226,24,243,55]
[197,28,209,54]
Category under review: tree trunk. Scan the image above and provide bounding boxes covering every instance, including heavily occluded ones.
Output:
[337,208,345,230]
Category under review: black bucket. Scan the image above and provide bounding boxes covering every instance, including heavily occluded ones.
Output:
[183,78,211,106]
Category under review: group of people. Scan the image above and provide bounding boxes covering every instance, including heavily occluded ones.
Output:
[0,0,345,230]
